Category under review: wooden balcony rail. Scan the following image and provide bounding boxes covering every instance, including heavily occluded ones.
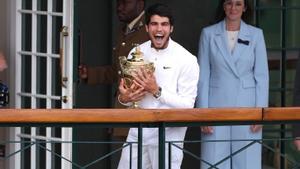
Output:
[263,107,300,121]
[0,107,299,124]
[1,107,300,169]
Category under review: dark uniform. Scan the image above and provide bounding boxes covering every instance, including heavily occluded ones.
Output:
[86,14,149,86]
[86,13,149,138]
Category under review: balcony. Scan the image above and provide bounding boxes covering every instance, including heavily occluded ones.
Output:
[0,108,300,169]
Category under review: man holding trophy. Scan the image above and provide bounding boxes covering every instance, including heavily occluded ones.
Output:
[117,3,199,169]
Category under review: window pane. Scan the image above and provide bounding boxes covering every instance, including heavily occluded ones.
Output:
[269,50,282,107]
[22,0,32,10]
[51,58,61,96]
[52,100,61,108]
[53,127,61,137]
[21,55,32,93]
[37,127,46,136]
[36,56,47,95]
[286,10,300,48]
[53,0,63,12]
[258,10,281,48]
[37,15,47,53]
[287,0,300,6]
[36,140,46,169]
[258,0,281,7]
[268,50,281,86]
[52,141,61,169]
[286,90,294,106]
[291,51,300,105]
[37,0,47,11]
[21,96,31,108]
[21,137,31,168]
[22,14,32,51]
[52,16,62,54]
[269,91,281,107]
[36,98,46,108]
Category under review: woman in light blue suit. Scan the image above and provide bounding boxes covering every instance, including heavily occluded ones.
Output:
[196,0,269,168]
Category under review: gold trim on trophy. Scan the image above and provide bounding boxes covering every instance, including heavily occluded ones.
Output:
[119,44,155,108]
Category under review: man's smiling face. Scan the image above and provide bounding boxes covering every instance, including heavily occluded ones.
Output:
[146,15,173,49]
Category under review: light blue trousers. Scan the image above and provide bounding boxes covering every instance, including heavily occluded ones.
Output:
[201,125,262,169]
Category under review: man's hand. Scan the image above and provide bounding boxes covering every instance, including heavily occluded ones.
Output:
[118,78,146,104]
[250,125,262,133]
[294,139,300,151]
[133,67,159,95]
[78,64,88,80]
[0,52,7,71]
[201,126,214,134]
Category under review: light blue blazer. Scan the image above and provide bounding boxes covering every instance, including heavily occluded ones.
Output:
[196,20,269,108]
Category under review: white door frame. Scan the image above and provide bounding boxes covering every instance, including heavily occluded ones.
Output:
[7,0,74,168]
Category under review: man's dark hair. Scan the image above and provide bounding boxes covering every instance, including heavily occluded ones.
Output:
[145,3,174,25]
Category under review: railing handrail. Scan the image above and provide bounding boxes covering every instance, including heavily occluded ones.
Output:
[263,107,300,121]
[0,107,300,124]
[1,107,300,169]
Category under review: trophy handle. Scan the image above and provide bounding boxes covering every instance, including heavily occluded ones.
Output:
[119,56,127,75]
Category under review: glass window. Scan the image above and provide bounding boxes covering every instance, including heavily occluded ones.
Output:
[258,10,281,48]
[286,10,300,48]
[37,15,47,53]
[52,16,62,54]
[22,0,32,10]
[36,56,47,95]
[37,0,47,11]
[53,0,63,13]
[256,0,300,167]
[22,14,32,51]
[21,55,32,93]
[51,58,61,96]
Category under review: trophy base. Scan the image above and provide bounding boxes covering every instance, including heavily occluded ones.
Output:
[130,102,139,109]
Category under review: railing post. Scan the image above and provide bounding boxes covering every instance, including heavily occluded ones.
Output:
[138,123,143,169]
[168,142,171,169]
[159,122,166,169]
[280,0,287,167]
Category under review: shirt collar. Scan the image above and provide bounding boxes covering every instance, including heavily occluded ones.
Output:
[150,38,173,54]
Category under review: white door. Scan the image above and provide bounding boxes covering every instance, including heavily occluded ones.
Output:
[9,0,74,168]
